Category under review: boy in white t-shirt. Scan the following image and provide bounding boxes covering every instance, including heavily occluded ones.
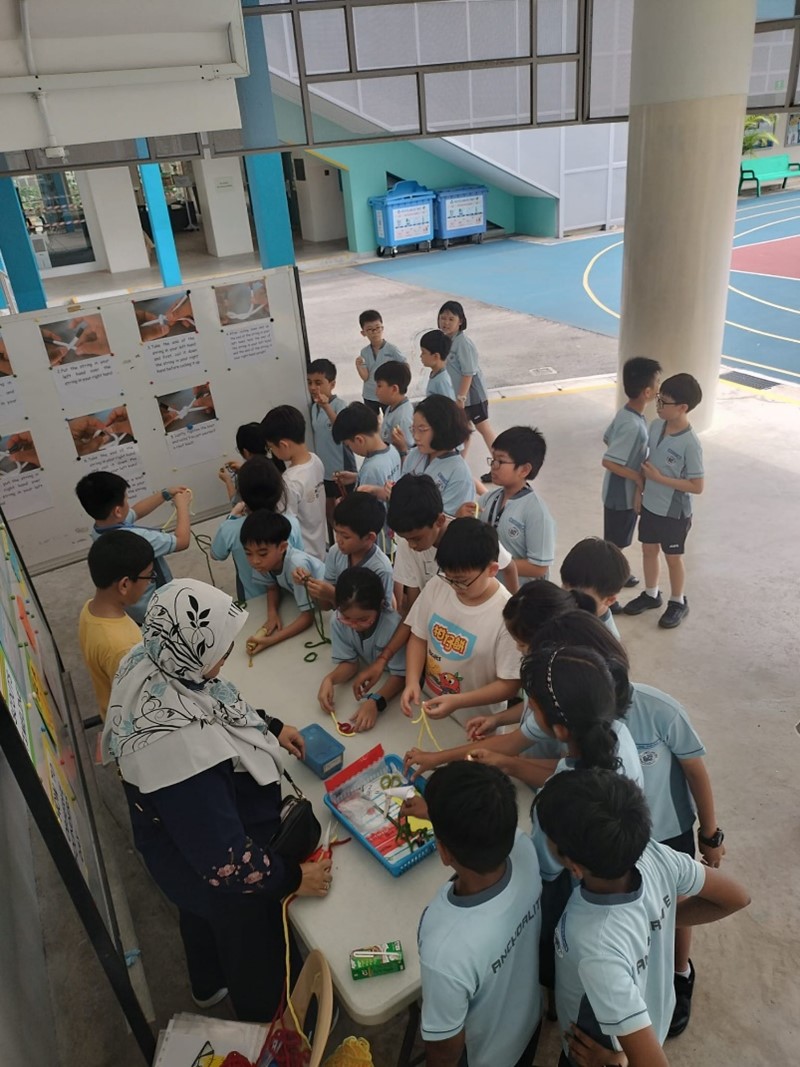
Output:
[262,404,327,560]
[400,518,520,726]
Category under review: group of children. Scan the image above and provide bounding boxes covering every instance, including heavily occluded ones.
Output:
[74,300,747,1067]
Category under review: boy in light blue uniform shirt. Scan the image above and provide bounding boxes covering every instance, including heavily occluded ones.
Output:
[560,537,631,639]
[306,358,356,532]
[355,309,406,414]
[375,361,414,457]
[536,769,749,1067]
[419,329,457,400]
[331,404,401,549]
[417,761,542,1067]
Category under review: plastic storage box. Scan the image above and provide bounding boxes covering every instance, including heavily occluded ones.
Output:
[433,184,488,247]
[368,180,435,257]
[299,723,345,780]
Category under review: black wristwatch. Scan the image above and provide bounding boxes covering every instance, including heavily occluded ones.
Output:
[366,693,387,713]
[698,827,724,848]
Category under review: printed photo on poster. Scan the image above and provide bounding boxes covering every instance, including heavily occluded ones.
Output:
[786,113,800,147]
[0,331,13,377]
[69,405,134,457]
[157,383,220,468]
[0,331,24,421]
[0,429,52,519]
[135,293,202,380]
[215,279,270,326]
[40,314,111,366]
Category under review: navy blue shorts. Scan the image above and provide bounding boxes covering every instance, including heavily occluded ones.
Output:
[638,506,692,555]
[661,827,696,857]
[465,400,490,425]
[604,506,637,548]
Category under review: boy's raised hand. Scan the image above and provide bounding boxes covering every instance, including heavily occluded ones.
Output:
[292,565,311,584]
[403,747,437,778]
[390,425,407,450]
[401,794,429,821]
[455,501,479,519]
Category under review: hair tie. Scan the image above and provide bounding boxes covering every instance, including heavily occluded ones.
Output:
[546,649,569,725]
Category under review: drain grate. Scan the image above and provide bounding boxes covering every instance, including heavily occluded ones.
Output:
[720,370,776,391]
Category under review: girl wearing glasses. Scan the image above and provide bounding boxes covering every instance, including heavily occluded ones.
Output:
[402,395,475,516]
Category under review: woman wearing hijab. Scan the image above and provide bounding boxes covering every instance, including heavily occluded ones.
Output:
[102,578,332,1021]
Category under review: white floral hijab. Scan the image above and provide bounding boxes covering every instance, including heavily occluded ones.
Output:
[101,579,283,793]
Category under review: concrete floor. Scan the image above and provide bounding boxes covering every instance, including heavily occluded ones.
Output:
[24,261,800,1066]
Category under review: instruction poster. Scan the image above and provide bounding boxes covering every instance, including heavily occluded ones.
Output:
[0,332,24,422]
[69,405,149,500]
[2,649,33,760]
[0,429,52,520]
[44,740,88,878]
[216,278,275,366]
[134,293,202,381]
[40,314,121,405]
[158,383,220,467]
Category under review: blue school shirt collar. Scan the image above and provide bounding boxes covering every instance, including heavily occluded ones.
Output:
[486,484,532,526]
[446,858,513,907]
[579,866,643,907]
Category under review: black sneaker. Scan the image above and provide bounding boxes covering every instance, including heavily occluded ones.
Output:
[623,591,662,615]
[624,575,640,588]
[659,598,689,629]
[668,960,695,1038]
[609,601,622,615]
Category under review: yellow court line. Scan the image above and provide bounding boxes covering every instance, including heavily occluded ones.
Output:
[728,283,800,316]
[581,241,622,320]
[720,352,800,379]
[723,380,800,406]
[492,381,615,403]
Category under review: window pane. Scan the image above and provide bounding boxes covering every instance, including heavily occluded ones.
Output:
[537,0,578,56]
[589,0,633,118]
[309,76,420,142]
[537,61,577,122]
[748,28,794,108]
[756,0,799,20]
[425,67,531,132]
[300,9,349,75]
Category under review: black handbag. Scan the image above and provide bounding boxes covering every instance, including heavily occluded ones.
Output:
[270,769,321,864]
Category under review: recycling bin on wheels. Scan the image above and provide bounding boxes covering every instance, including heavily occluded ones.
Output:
[368,180,435,257]
[433,184,488,248]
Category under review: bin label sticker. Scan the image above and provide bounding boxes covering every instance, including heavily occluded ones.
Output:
[445,195,485,231]
[375,210,385,240]
[391,203,431,241]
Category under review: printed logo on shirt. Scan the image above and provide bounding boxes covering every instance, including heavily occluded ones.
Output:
[424,652,463,697]
[639,748,659,766]
[665,448,682,468]
[429,614,476,660]
[507,523,523,541]
[554,912,569,959]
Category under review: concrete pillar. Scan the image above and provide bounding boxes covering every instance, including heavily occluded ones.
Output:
[292,152,346,243]
[78,168,150,274]
[192,157,254,258]
[0,177,47,311]
[618,0,757,430]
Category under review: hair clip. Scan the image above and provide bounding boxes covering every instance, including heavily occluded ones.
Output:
[546,649,569,725]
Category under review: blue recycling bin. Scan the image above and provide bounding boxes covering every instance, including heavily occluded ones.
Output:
[368,180,435,257]
[433,185,488,247]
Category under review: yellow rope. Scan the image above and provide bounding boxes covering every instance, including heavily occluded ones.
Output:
[281,895,312,1052]
[411,701,443,752]
[327,709,354,737]
[323,1036,374,1066]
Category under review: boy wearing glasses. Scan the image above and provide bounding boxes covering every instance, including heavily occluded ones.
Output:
[474,426,555,584]
[355,309,407,415]
[79,531,155,717]
[400,518,520,726]
[624,373,704,629]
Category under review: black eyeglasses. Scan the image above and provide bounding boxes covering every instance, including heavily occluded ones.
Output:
[656,395,680,407]
[486,457,516,468]
[131,571,156,584]
[437,567,485,591]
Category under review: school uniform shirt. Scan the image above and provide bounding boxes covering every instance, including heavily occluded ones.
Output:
[600,608,621,640]
[211,512,304,602]
[310,396,356,481]
[602,406,648,511]
[418,831,543,1067]
[284,454,327,559]
[445,332,488,407]
[380,397,414,452]
[642,420,704,519]
[393,517,513,593]
[403,448,475,517]
[360,341,406,403]
[477,486,556,581]
[260,545,325,613]
[323,543,394,608]
[330,609,406,675]
[357,445,402,493]
[625,683,706,842]
[91,510,176,624]
[405,577,521,723]
[426,368,456,400]
[555,840,706,1060]
[78,602,142,714]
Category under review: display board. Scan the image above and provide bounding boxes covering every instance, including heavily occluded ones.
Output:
[0,266,310,572]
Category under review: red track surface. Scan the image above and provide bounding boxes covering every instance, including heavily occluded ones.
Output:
[730,235,800,279]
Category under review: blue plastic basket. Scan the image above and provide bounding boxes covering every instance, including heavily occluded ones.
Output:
[324,751,435,878]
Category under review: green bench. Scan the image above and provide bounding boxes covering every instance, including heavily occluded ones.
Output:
[739,153,800,196]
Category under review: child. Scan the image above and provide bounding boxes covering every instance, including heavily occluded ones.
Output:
[419,329,456,400]
[76,471,191,624]
[536,768,749,1067]
[218,422,268,503]
[402,395,474,516]
[240,510,324,657]
[560,536,630,639]
[417,761,543,1067]
[294,492,393,610]
[602,356,661,588]
[375,361,414,457]
[437,300,494,450]
[623,373,704,629]
[78,531,154,716]
[306,358,356,531]
[477,426,556,582]
[355,309,406,414]
[331,402,402,501]
[400,518,520,726]
[211,456,303,602]
[261,404,327,560]
[317,568,405,733]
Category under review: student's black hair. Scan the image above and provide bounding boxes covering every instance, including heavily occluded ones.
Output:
[75,471,128,521]
[261,405,306,446]
[660,372,702,412]
[435,517,498,572]
[240,509,292,547]
[235,422,268,457]
[438,300,467,331]
[335,566,384,613]
[425,761,517,874]
[332,493,385,539]
[359,309,383,327]
[491,426,547,479]
[374,360,412,394]
[419,329,452,361]
[560,537,631,599]
[520,644,621,772]
[331,402,379,444]
[534,768,651,879]
[622,356,661,399]
[502,581,587,648]
[414,394,471,451]
[237,456,287,513]
[307,358,337,382]
[386,473,443,533]
[87,530,154,589]
[535,612,631,714]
